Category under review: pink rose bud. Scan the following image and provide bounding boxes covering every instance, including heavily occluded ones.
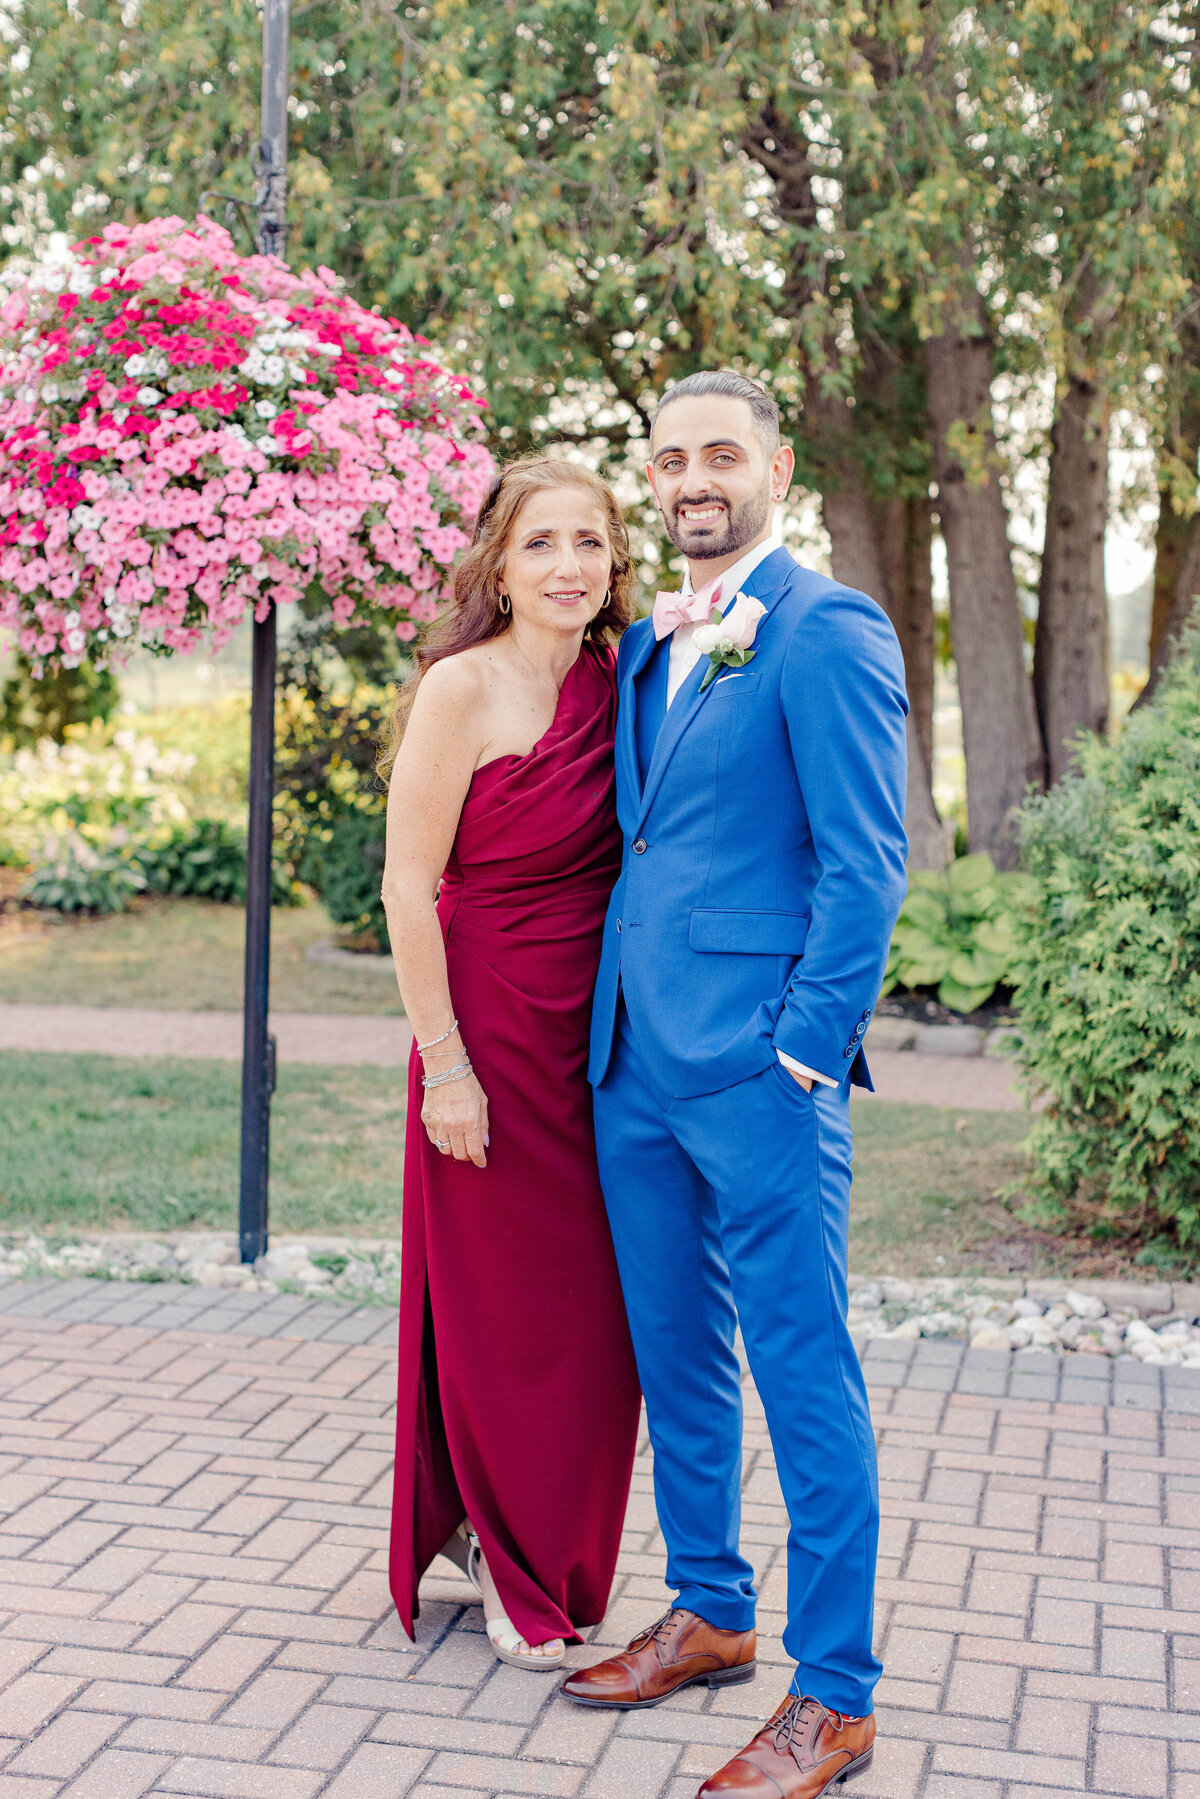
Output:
[720,592,767,651]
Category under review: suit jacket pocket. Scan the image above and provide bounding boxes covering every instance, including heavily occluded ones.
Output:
[689,907,811,955]
[714,672,761,692]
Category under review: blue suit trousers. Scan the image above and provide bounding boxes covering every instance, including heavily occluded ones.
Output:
[594,1005,882,1715]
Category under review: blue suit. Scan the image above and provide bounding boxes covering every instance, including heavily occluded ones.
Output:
[590,545,908,1714]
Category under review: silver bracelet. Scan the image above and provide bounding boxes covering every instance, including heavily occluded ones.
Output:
[417,1018,459,1055]
[422,1056,473,1090]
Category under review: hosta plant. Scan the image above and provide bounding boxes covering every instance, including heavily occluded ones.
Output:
[0,214,493,670]
[22,829,145,914]
[883,853,1031,1014]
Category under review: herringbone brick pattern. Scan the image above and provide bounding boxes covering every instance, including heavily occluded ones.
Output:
[0,1301,1193,1797]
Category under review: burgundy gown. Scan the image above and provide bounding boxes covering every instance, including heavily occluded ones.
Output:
[389,643,642,1649]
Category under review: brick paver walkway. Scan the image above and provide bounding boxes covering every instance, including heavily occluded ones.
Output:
[0,1281,1195,1798]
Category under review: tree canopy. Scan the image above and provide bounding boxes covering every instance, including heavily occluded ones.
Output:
[2,0,1198,859]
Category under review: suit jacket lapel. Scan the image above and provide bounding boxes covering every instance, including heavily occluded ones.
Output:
[616,621,658,811]
[634,545,795,832]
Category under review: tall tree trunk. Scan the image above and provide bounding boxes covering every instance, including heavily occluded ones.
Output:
[1150,497,1192,666]
[820,449,950,870]
[925,320,1044,868]
[1134,511,1200,710]
[876,493,937,777]
[1034,372,1110,782]
[1148,380,1200,669]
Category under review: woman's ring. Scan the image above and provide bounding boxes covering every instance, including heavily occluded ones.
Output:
[432,1137,449,1151]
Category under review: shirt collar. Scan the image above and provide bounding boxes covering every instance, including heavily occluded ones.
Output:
[680,533,782,600]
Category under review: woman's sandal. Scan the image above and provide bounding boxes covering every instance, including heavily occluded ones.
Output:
[439,1522,483,1594]
[486,1614,566,1671]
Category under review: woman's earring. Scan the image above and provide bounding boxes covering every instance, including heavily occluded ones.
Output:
[497,592,511,616]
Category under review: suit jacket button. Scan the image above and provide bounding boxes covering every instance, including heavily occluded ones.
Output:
[862,1008,873,1022]
[616,919,622,933]
[632,838,647,854]
[844,1046,855,1058]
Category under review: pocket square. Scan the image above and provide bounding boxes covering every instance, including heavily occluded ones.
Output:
[716,671,749,684]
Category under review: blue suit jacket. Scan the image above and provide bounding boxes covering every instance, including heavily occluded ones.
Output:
[588,545,909,1099]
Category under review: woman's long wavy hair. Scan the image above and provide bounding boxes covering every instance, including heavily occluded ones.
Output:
[378,456,635,780]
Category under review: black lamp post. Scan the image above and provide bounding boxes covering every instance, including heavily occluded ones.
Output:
[239,0,290,1265]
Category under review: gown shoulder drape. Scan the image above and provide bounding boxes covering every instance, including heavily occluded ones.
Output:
[388,643,641,1648]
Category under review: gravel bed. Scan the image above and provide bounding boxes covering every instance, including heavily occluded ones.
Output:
[847,1273,1200,1366]
[0,1232,1196,1365]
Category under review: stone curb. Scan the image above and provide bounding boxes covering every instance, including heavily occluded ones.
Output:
[304,939,394,970]
[867,1016,1019,1059]
[847,1271,1196,1316]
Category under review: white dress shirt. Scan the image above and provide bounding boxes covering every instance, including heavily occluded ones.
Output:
[664,535,836,1090]
[666,537,782,707]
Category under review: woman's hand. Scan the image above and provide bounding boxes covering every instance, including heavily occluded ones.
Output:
[422,1070,490,1168]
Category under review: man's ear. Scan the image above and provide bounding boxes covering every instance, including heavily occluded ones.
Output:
[646,460,661,511]
[770,443,796,501]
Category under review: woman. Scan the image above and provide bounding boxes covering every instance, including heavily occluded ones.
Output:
[381,458,642,1670]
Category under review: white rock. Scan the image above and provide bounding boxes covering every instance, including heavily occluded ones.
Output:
[1065,1289,1107,1321]
[181,1241,236,1281]
[970,1324,1010,1351]
[220,1265,248,1288]
[1008,1317,1062,1350]
[195,1263,225,1288]
[1044,1306,1070,1330]
[132,1242,171,1267]
[854,1283,884,1311]
[256,1248,306,1283]
[1012,1298,1045,1319]
[884,1317,923,1340]
[917,1312,967,1338]
[296,1265,332,1288]
[881,1279,916,1305]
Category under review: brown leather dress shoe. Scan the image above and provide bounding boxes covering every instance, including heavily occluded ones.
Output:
[698,1694,875,1796]
[560,1608,755,1709]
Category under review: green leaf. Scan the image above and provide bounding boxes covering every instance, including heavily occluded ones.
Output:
[938,977,994,1014]
[947,854,997,895]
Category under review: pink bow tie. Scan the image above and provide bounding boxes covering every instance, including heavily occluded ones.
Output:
[652,577,723,641]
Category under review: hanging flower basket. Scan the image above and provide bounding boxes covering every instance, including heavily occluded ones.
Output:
[0,215,495,670]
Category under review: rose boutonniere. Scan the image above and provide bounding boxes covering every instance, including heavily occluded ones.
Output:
[693,591,768,691]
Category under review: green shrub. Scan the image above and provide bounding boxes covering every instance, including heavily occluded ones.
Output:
[0,652,118,747]
[135,817,295,906]
[883,854,1030,1013]
[314,810,389,949]
[1012,633,1200,1250]
[22,831,146,914]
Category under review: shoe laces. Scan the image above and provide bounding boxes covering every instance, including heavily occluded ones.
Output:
[772,1695,845,1754]
[632,1609,683,1651]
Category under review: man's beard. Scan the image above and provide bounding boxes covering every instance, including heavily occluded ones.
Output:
[664,480,772,562]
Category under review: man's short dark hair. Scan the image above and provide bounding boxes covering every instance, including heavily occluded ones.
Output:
[649,369,781,452]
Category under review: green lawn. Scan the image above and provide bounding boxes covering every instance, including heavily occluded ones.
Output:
[0,1048,1055,1276]
[0,1051,407,1238]
[0,897,401,1015]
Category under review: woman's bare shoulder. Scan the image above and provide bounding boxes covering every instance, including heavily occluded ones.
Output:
[412,646,501,718]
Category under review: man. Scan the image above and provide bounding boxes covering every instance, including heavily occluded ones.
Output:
[560,370,908,1797]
